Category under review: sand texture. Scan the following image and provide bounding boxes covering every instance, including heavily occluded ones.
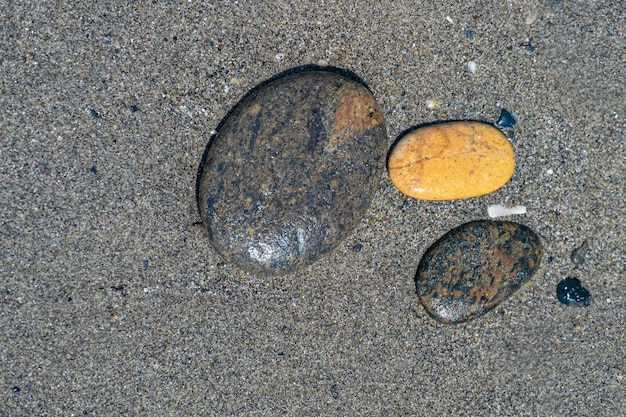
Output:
[1,1,624,415]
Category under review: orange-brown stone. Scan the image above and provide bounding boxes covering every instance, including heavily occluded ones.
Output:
[416,220,543,324]
[387,121,515,200]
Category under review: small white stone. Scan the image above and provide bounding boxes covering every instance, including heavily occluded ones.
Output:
[547,168,554,174]
[275,53,285,61]
[526,10,538,25]
[467,61,477,73]
[426,99,440,109]
[488,204,527,218]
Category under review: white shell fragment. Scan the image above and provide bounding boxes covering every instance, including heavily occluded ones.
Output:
[488,204,527,218]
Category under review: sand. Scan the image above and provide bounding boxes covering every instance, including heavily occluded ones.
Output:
[1,1,624,415]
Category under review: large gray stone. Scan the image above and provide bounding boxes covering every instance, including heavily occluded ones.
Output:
[197,69,387,275]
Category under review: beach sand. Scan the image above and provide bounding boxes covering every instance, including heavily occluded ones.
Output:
[2,1,624,415]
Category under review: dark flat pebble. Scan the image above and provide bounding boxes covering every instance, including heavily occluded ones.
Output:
[197,68,387,275]
[557,277,591,307]
[416,220,543,324]
[497,108,516,128]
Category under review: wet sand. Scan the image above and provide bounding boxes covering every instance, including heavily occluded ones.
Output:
[2,1,624,415]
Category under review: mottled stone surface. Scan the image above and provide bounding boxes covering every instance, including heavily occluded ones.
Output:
[416,220,543,324]
[197,69,387,275]
[388,121,515,200]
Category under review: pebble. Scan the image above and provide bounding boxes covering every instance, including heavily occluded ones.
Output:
[570,240,590,266]
[197,69,387,275]
[497,108,516,128]
[415,220,543,324]
[557,277,591,307]
[387,121,515,200]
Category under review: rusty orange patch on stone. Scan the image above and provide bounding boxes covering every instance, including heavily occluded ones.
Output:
[327,83,383,151]
[248,102,262,116]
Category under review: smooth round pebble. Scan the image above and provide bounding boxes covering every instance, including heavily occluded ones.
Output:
[415,220,543,324]
[557,277,591,307]
[387,121,515,200]
[197,69,387,275]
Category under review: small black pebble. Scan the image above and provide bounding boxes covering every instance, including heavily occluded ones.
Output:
[143,260,149,270]
[464,29,474,39]
[497,108,516,128]
[13,386,20,393]
[352,243,363,253]
[90,108,100,118]
[130,105,139,113]
[89,166,97,174]
[557,277,591,307]
[525,44,535,53]
[330,384,339,399]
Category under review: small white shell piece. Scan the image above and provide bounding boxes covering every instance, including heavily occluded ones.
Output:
[488,204,527,218]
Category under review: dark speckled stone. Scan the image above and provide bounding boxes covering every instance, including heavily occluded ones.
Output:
[197,69,387,275]
[416,220,543,324]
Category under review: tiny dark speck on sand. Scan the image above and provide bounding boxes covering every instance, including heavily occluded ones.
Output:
[352,243,363,252]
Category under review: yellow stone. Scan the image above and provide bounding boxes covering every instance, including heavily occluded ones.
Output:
[387,121,515,200]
